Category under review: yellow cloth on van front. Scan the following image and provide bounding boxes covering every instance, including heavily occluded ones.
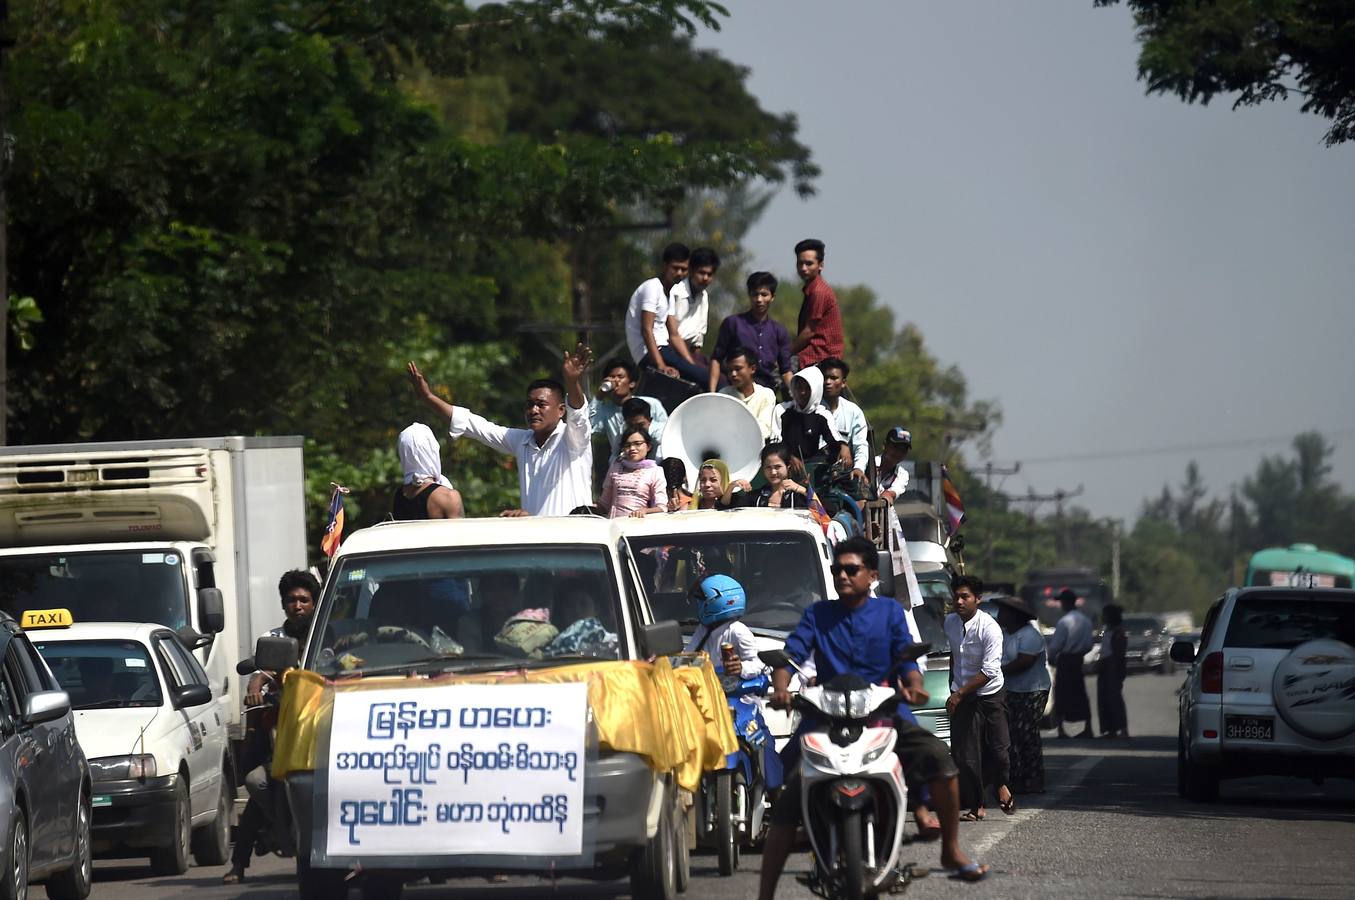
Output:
[271,655,738,792]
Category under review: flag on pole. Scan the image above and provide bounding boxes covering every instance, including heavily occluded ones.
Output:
[804,481,834,541]
[941,465,966,537]
[321,484,349,558]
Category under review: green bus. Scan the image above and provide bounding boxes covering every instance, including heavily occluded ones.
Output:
[1244,543,1355,589]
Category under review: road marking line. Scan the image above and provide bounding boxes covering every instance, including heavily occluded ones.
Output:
[967,756,1101,858]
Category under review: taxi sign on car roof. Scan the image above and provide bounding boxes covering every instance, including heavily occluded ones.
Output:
[21,608,73,629]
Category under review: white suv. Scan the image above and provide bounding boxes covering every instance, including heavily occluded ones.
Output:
[1174,587,1355,801]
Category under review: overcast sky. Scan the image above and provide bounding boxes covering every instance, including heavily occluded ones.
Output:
[698,1,1355,522]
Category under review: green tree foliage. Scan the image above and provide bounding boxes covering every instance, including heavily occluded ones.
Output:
[1098,0,1355,145]
[5,0,817,548]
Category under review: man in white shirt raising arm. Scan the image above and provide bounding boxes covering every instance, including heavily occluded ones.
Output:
[406,344,594,517]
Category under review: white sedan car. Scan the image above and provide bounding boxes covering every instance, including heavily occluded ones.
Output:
[30,622,233,874]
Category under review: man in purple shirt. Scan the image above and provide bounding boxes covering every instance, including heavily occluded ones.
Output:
[707,271,793,394]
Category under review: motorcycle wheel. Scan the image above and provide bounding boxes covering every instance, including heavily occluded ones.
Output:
[715,772,737,876]
[841,809,865,900]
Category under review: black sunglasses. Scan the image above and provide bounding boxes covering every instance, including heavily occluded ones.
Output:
[830,562,865,577]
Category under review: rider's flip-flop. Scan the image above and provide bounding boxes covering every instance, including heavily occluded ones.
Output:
[950,861,990,882]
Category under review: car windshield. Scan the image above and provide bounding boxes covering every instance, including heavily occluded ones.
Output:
[1224,595,1355,649]
[33,639,163,709]
[912,579,951,652]
[313,546,623,674]
[623,531,828,632]
[0,550,190,630]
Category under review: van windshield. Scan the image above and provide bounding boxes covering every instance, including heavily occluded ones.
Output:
[622,532,828,633]
[314,547,624,673]
[0,550,190,630]
[33,640,163,709]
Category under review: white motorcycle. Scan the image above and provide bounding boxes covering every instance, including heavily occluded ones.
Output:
[760,645,930,900]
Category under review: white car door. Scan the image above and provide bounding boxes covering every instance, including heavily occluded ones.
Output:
[153,633,220,821]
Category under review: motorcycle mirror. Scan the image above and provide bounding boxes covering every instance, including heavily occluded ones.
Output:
[900,642,932,663]
[758,648,791,668]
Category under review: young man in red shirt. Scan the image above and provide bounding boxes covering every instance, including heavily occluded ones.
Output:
[791,238,845,370]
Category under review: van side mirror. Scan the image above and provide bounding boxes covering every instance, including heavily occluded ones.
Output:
[255,635,300,672]
[1170,641,1196,664]
[171,684,213,709]
[197,587,225,634]
[640,620,683,658]
[22,690,71,726]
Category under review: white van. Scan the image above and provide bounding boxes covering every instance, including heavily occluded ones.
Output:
[29,621,233,874]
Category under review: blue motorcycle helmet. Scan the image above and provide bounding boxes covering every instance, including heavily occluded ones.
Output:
[693,573,746,626]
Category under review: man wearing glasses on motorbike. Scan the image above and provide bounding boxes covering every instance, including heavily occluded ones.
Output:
[758,537,989,898]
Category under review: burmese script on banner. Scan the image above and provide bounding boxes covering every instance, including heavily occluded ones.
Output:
[324,682,588,856]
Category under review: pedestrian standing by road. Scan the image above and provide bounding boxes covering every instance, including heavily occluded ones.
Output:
[790,238,844,370]
[707,272,793,395]
[1048,588,1096,739]
[623,242,708,385]
[994,595,1050,794]
[758,537,989,896]
[391,423,464,520]
[944,576,1015,820]
[588,358,667,457]
[1098,604,1130,738]
[406,344,594,516]
[223,570,319,884]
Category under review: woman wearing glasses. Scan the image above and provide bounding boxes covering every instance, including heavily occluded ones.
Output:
[598,424,667,519]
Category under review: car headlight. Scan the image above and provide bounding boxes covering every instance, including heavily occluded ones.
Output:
[88,754,157,781]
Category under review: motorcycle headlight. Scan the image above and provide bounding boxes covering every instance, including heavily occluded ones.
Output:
[861,744,890,765]
[88,754,157,781]
[803,745,835,770]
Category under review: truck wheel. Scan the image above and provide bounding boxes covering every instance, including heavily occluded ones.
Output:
[191,767,233,866]
[841,809,865,900]
[629,789,677,900]
[674,796,690,894]
[297,857,348,900]
[360,874,404,899]
[45,791,92,900]
[715,772,737,876]
[149,780,191,875]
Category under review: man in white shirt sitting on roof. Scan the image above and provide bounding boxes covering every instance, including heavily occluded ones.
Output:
[406,344,594,517]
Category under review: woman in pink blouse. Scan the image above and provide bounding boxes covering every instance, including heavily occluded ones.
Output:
[599,424,667,518]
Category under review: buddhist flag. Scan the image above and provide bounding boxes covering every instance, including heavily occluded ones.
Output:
[320,484,349,558]
[804,481,834,541]
[941,466,966,537]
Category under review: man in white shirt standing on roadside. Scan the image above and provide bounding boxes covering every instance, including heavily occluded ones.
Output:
[944,575,1015,821]
[1047,588,1095,739]
[406,344,594,516]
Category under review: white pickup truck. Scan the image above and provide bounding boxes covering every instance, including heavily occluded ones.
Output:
[0,437,307,760]
[260,515,706,900]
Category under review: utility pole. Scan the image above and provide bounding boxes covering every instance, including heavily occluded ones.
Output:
[981,460,1020,578]
[1010,484,1084,570]
[1110,519,1121,601]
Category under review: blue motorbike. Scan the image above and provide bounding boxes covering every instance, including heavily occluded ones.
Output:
[697,671,783,875]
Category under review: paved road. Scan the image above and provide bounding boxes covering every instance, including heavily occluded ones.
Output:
[86,673,1355,899]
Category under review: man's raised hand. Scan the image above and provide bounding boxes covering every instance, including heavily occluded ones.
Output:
[407,361,455,420]
[562,342,594,382]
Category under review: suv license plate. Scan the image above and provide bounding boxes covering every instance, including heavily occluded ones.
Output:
[1225,715,1273,741]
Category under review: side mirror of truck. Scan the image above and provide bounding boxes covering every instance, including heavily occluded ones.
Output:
[255,635,300,672]
[197,587,225,634]
[641,620,683,658]
[171,684,213,709]
[1169,640,1196,664]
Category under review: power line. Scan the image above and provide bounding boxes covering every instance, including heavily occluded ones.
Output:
[1018,428,1355,466]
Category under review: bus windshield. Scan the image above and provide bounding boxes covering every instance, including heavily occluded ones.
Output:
[0,550,190,629]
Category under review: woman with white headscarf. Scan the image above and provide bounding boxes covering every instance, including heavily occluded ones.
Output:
[392,423,464,519]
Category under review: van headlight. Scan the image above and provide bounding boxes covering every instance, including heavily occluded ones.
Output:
[88,754,157,781]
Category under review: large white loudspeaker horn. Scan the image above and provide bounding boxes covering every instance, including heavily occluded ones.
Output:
[659,393,766,491]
